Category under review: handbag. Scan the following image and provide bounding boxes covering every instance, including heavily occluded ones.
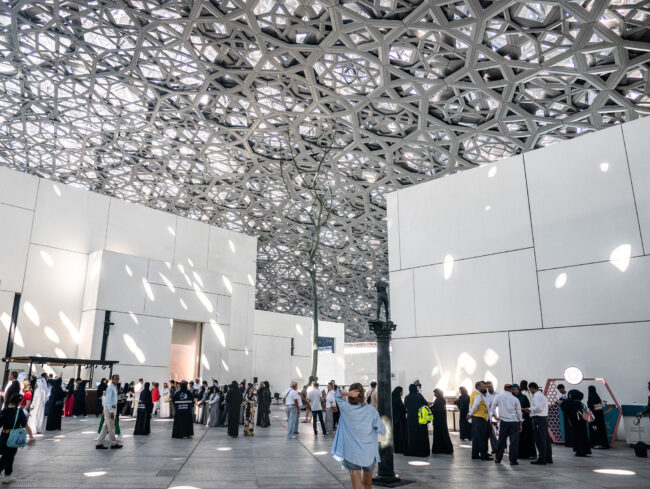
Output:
[7,408,27,448]
[581,403,594,423]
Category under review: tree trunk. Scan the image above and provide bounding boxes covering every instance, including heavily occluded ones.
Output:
[310,269,319,379]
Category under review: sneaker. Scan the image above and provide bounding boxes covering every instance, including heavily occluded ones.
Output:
[288,435,296,439]
[95,444,108,449]
[110,444,123,449]
[2,476,16,484]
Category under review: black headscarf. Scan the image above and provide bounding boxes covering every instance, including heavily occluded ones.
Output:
[569,389,584,401]
[587,386,601,409]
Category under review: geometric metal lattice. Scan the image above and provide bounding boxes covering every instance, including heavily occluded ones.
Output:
[0,1,648,340]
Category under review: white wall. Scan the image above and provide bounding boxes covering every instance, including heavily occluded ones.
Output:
[0,166,257,385]
[252,310,345,394]
[389,117,650,408]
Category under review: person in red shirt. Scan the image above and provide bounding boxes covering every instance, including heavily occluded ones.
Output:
[19,382,35,444]
[151,383,160,417]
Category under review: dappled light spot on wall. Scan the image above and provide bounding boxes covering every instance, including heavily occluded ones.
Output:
[484,205,491,211]
[295,366,302,378]
[142,278,155,301]
[487,166,497,178]
[128,311,139,325]
[39,249,54,267]
[228,239,236,254]
[165,261,172,270]
[179,298,188,310]
[44,326,60,344]
[0,313,10,331]
[431,366,440,377]
[554,273,567,288]
[187,257,194,267]
[435,372,450,391]
[54,347,67,358]
[210,319,226,347]
[167,225,175,237]
[483,370,498,390]
[295,323,304,336]
[247,274,255,286]
[23,301,40,326]
[43,364,55,377]
[13,328,25,348]
[52,183,62,197]
[245,348,249,356]
[124,264,133,277]
[222,275,232,294]
[90,258,101,280]
[600,162,609,172]
[221,359,229,372]
[123,333,145,363]
[457,352,477,375]
[193,283,214,313]
[58,311,80,343]
[443,254,454,280]
[483,348,499,367]
[192,271,203,287]
[201,354,210,370]
[159,272,176,293]
[609,244,631,272]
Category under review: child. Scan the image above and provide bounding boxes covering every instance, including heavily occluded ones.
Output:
[0,394,28,484]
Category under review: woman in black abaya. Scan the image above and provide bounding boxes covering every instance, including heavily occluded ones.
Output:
[218,385,228,426]
[256,381,271,428]
[392,387,407,454]
[431,388,453,454]
[46,378,64,431]
[455,386,471,441]
[134,382,153,435]
[512,384,536,459]
[587,386,610,449]
[172,382,194,439]
[566,390,591,457]
[404,384,430,457]
[73,379,87,416]
[227,381,242,437]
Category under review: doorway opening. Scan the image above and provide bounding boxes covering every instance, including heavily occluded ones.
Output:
[169,320,202,381]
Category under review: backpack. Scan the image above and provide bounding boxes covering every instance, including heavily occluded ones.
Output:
[7,408,27,448]
[418,405,434,425]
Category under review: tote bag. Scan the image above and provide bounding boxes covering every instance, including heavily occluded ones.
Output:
[7,408,27,448]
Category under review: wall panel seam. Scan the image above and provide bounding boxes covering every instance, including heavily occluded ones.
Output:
[395,246,534,272]
[521,153,545,328]
[389,320,650,340]
[619,124,646,255]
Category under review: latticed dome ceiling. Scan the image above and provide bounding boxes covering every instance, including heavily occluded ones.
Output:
[1,1,648,340]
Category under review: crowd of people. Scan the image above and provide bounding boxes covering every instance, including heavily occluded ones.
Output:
[0,368,644,488]
[390,377,615,466]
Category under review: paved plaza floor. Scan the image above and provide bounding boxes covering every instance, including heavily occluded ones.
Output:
[12,407,649,488]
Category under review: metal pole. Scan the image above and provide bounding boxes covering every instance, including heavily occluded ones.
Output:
[2,293,21,387]
[100,311,113,361]
[369,319,414,487]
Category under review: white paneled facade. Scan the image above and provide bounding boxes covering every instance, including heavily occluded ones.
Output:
[0,167,258,384]
[252,310,345,394]
[389,117,650,409]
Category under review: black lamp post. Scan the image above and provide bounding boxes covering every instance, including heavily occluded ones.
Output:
[369,319,414,487]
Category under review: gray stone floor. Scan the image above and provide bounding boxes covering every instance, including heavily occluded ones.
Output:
[12,407,649,488]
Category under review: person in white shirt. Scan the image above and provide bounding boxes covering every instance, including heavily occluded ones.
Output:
[484,381,499,454]
[133,379,143,413]
[527,382,553,465]
[284,382,301,439]
[325,382,336,435]
[307,382,327,436]
[490,384,522,465]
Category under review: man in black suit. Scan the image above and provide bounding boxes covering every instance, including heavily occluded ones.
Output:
[2,371,20,409]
